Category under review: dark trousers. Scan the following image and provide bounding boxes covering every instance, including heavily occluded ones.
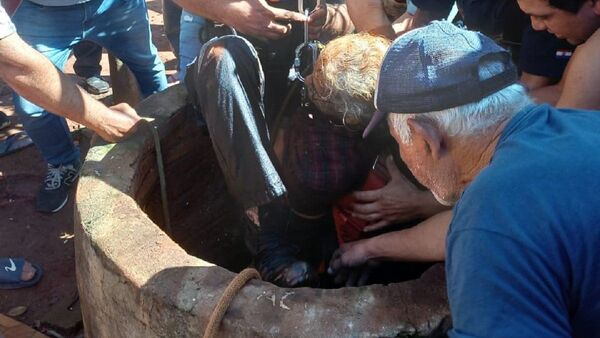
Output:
[185,36,287,209]
[162,0,182,60]
[73,40,103,78]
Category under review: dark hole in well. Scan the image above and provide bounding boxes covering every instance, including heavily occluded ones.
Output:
[133,107,430,287]
[134,107,252,273]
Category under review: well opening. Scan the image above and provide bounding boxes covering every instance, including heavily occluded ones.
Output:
[76,85,450,337]
[131,104,430,287]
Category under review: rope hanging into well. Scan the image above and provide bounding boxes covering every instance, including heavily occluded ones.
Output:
[203,268,262,338]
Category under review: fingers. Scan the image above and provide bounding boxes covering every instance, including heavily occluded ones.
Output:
[270,6,307,23]
[357,267,371,286]
[259,21,291,40]
[351,201,380,215]
[353,189,382,202]
[353,212,382,223]
[345,269,359,287]
[328,249,343,274]
[307,5,327,39]
[334,268,350,285]
[363,220,391,233]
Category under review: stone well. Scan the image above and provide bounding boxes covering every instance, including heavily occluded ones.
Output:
[75,85,450,338]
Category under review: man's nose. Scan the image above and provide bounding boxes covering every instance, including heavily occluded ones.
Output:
[530,17,547,31]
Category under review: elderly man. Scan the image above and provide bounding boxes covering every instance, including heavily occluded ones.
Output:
[333,21,600,336]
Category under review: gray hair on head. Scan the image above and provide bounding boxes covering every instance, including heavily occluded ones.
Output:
[389,60,533,144]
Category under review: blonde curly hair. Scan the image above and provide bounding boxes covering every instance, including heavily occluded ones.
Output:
[308,33,391,129]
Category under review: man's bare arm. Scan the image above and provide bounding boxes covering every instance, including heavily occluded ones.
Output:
[173,0,306,40]
[346,0,395,38]
[329,210,452,275]
[556,30,600,110]
[521,69,566,107]
[0,33,140,142]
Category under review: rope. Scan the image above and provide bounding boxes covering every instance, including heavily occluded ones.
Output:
[138,120,173,235]
[203,268,261,338]
[149,125,173,236]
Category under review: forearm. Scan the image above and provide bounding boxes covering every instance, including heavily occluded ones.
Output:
[556,34,600,110]
[0,34,109,132]
[346,0,394,38]
[365,210,452,262]
[529,83,562,106]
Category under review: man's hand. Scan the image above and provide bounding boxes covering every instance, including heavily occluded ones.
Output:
[221,0,306,40]
[351,156,441,232]
[328,240,379,286]
[307,4,327,39]
[94,103,142,143]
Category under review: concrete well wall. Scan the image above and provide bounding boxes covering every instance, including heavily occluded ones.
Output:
[75,85,450,338]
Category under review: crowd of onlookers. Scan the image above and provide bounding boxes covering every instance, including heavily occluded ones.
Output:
[1,0,599,336]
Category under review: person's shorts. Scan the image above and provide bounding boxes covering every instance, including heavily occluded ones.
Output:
[519,26,575,80]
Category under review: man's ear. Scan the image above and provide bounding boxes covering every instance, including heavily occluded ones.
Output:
[406,118,445,160]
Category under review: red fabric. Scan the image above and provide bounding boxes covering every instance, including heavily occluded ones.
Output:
[333,162,389,244]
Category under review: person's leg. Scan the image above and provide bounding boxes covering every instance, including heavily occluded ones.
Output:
[86,0,167,97]
[185,35,286,209]
[162,0,182,60]
[73,40,103,78]
[73,40,110,94]
[185,36,327,287]
[178,10,206,80]
[11,1,82,212]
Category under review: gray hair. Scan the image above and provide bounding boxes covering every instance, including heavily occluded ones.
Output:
[389,83,533,144]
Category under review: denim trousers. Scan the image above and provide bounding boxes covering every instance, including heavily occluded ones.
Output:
[178,9,205,80]
[12,0,167,166]
[185,36,288,209]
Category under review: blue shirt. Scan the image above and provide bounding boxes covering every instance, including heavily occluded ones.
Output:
[447,104,600,338]
[0,4,15,40]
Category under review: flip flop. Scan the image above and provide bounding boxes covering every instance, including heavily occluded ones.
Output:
[0,111,10,130]
[0,257,43,290]
[0,132,34,157]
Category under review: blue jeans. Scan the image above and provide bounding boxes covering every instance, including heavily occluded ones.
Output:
[178,9,205,80]
[12,0,167,166]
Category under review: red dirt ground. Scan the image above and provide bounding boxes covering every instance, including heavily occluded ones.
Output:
[0,1,176,335]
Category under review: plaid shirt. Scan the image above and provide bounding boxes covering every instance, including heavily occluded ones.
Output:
[281,109,376,214]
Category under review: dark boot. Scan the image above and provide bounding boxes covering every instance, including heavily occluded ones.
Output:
[255,202,329,287]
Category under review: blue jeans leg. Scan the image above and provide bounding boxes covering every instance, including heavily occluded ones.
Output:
[87,0,167,97]
[178,10,205,80]
[11,1,82,166]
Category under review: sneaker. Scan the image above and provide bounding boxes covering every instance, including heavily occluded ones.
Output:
[0,111,10,130]
[83,76,110,95]
[35,160,81,213]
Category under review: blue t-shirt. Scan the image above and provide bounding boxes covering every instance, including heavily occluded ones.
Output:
[447,104,600,338]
